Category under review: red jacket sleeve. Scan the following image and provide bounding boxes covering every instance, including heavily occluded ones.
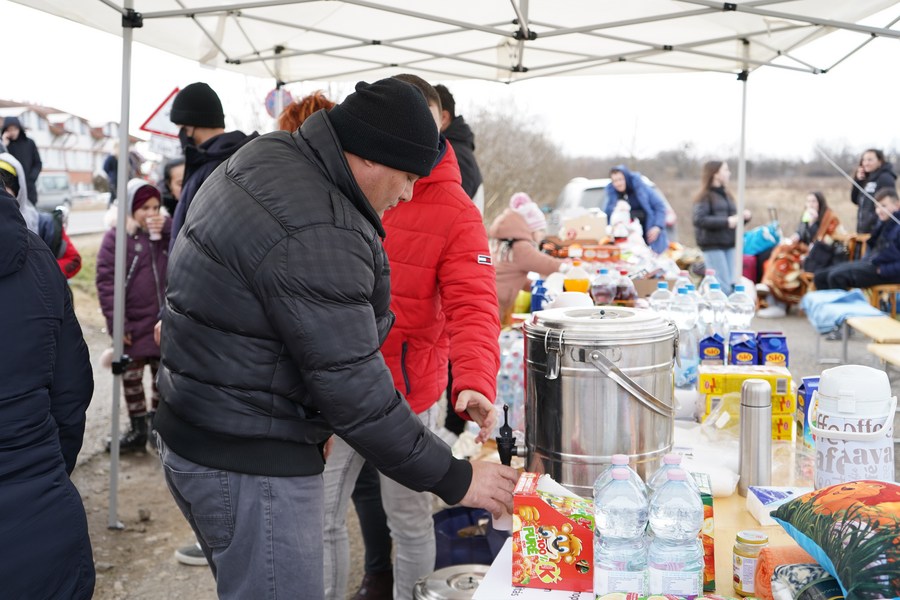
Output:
[57,230,82,279]
[438,202,501,405]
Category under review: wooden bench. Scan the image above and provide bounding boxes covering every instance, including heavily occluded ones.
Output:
[820,316,900,364]
[867,343,900,369]
[846,316,900,343]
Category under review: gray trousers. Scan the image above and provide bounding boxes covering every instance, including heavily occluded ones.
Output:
[158,437,325,599]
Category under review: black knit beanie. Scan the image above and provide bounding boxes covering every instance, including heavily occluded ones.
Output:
[169,82,226,129]
[328,79,439,177]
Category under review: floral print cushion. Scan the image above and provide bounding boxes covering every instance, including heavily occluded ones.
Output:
[772,480,900,599]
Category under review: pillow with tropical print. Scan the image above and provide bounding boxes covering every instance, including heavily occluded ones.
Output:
[772,480,900,599]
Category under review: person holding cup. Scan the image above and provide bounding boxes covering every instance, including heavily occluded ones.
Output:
[95,178,170,453]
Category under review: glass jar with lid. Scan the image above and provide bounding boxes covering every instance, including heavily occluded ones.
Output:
[733,529,768,596]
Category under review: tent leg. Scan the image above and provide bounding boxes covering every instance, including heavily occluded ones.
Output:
[109,0,138,531]
[734,40,749,286]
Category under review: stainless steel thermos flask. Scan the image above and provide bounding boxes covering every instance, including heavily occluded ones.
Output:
[738,379,772,496]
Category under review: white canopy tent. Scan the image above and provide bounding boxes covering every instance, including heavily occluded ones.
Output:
[13,0,899,527]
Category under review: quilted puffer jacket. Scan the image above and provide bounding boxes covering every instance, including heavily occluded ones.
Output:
[381,141,500,415]
[154,111,471,503]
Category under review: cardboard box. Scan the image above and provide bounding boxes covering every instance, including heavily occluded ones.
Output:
[757,331,789,366]
[772,394,797,416]
[699,334,726,365]
[692,472,715,592]
[796,376,819,450]
[511,473,594,593]
[772,414,794,440]
[746,485,813,527]
[728,331,758,365]
[698,365,792,397]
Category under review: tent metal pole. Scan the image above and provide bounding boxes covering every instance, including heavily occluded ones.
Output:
[109,0,138,531]
[734,41,749,288]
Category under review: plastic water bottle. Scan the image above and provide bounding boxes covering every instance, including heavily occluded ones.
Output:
[648,469,704,597]
[697,268,719,296]
[674,270,692,293]
[727,284,756,331]
[530,279,547,313]
[594,468,649,594]
[649,281,673,321]
[594,454,648,499]
[564,260,591,293]
[614,270,638,307]
[671,288,699,389]
[647,454,700,495]
[591,268,616,305]
[700,282,729,339]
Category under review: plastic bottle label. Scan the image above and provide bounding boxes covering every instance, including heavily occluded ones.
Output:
[594,569,648,595]
[648,567,701,597]
[733,554,757,594]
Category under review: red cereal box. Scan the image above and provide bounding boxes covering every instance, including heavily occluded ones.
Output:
[511,472,594,592]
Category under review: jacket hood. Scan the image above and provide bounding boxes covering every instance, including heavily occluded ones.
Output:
[611,164,636,192]
[444,115,475,151]
[489,207,533,240]
[414,136,458,188]
[0,187,28,277]
[871,162,896,178]
[184,129,259,176]
[1,116,27,138]
[0,152,39,233]
[126,177,160,214]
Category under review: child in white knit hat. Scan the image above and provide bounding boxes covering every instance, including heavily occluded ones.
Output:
[488,192,564,323]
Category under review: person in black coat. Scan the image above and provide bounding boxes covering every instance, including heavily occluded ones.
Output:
[1,116,42,206]
[0,187,95,599]
[434,84,484,212]
[851,148,897,235]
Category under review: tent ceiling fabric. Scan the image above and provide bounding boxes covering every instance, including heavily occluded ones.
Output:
[14,0,899,83]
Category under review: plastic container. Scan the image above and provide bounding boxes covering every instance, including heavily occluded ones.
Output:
[649,281,673,320]
[647,469,704,597]
[594,453,649,499]
[700,282,729,339]
[726,285,755,332]
[646,453,699,495]
[594,468,649,595]
[671,288,700,389]
[697,268,719,296]
[530,279,548,313]
[732,530,768,596]
[673,270,692,293]
[614,270,638,307]
[810,365,896,489]
[590,268,616,305]
[564,260,591,293]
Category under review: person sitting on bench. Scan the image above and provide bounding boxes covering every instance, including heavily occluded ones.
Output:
[814,188,900,291]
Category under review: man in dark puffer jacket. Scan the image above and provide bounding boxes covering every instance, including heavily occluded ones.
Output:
[154,78,518,599]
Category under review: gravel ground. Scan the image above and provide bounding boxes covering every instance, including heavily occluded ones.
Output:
[68,232,899,598]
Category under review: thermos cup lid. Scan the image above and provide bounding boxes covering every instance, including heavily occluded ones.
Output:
[741,379,772,408]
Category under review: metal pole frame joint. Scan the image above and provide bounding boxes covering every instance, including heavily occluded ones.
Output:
[122,9,144,29]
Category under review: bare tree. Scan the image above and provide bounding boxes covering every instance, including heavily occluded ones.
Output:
[469,107,570,225]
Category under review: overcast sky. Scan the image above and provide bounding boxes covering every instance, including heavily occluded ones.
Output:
[3,0,899,161]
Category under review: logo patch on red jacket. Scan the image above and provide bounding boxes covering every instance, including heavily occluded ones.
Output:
[477,254,492,265]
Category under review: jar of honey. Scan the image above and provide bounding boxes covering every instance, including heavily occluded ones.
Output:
[732,530,768,596]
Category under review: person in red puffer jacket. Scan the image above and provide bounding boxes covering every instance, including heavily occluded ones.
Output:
[321,75,501,600]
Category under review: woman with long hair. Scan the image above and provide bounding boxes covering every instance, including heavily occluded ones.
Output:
[758,191,844,317]
[851,148,896,235]
[692,161,750,294]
